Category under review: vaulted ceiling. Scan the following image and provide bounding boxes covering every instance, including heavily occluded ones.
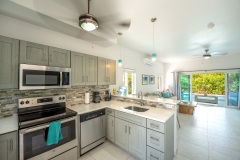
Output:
[1,0,240,63]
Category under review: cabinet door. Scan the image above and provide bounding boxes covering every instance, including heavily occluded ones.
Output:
[49,47,70,68]
[20,41,48,65]
[0,131,18,160]
[106,115,115,142]
[107,59,116,85]
[71,51,85,86]
[115,118,128,150]
[0,36,19,89]
[85,55,98,85]
[128,123,146,160]
[97,57,108,85]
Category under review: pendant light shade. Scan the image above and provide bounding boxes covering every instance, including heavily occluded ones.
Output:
[152,53,157,62]
[118,59,123,66]
[151,18,157,62]
[118,32,123,67]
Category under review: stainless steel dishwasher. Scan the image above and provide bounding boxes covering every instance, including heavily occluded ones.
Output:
[80,109,106,155]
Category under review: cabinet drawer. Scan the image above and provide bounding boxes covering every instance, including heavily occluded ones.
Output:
[147,129,164,152]
[106,108,115,116]
[115,110,146,127]
[147,119,164,133]
[147,146,164,160]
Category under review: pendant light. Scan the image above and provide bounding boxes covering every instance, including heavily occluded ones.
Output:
[118,32,123,67]
[151,18,157,62]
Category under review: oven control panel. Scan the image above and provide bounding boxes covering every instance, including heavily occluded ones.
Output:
[18,95,66,108]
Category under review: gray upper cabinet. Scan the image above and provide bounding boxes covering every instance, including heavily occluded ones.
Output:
[71,51,85,86]
[107,59,116,85]
[0,131,18,160]
[0,36,19,89]
[71,52,98,86]
[98,57,116,85]
[20,41,48,66]
[49,47,70,68]
[85,55,98,85]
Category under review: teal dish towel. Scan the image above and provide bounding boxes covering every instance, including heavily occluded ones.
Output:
[47,121,63,146]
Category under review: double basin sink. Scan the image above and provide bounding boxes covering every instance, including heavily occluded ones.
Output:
[124,106,149,112]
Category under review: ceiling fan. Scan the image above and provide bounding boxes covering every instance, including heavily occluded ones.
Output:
[195,49,228,59]
[78,0,131,37]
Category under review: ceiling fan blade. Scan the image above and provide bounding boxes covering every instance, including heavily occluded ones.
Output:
[211,52,228,56]
[92,26,116,39]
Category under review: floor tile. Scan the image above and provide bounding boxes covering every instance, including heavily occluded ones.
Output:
[173,154,191,160]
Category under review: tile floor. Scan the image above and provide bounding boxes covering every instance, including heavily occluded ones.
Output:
[79,105,240,160]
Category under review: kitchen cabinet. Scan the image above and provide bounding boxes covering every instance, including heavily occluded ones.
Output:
[106,108,115,142]
[115,118,146,160]
[0,131,18,160]
[0,36,19,89]
[48,47,70,68]
[106,115,115,142]
[71,51,97,86]
[97,57,116,85]
[20,40,48,66]
[146,117,174,160]
[20,41,71,68]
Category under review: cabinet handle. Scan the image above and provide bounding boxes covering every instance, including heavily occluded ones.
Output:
[87,76,88,82]
[150,154,159,160]
[150,136,159,142]
[112,120,113,127]
[10,139,13,151]
[125,125,127,133]
[50,54,53,62]
[150,123,160,129]
[129,126,130,134]
[82,76,84,82]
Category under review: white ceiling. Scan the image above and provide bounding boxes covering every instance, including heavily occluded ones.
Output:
[2,0,240,63]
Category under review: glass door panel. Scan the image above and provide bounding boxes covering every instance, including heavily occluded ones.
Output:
[180,74,191,101]
[227,73,240,107]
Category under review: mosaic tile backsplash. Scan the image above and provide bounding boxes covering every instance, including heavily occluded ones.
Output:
[0,85,109,115]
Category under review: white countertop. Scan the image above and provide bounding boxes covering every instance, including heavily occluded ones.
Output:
[0,114,18,135]
[113,95,180,105]
[68,100,175,123]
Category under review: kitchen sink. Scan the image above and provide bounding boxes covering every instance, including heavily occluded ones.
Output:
[124,106,149,112]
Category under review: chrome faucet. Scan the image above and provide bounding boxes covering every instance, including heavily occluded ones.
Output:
[138,91,145,106]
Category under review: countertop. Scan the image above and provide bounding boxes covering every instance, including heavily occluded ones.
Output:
[0,113,18,135]
[113,95,180,105]
[68,100,175,123]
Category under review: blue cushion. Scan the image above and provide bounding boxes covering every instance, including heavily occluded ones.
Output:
[162,91,171,98]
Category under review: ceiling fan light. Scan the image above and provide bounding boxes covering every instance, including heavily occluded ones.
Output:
[152,53,157,62]
[203,55,211,59]
[79,14,98,31]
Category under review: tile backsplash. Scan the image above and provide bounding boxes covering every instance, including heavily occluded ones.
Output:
[0,85,109,114]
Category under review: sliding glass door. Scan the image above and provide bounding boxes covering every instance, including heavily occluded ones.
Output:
[180,74,191,101]
[227,73,240,108]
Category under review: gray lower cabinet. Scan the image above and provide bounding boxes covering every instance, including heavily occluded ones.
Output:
[115,118,146,160]
[106,115,115,142]
[20,40,48,66]
[71,52,97,86]
[0,131,18,160]
[48,47,70,68]
[0,36,19,89]
[97,57,116,85]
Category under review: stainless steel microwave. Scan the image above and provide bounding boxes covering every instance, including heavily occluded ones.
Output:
[19,64,71,90]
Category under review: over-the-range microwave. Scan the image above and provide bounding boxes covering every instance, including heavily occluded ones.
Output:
[19,64,71,90]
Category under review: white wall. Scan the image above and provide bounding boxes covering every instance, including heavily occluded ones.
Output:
[0,14,164,94]
[164,55,240,91]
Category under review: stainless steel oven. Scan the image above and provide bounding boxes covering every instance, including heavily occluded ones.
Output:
[18,95,78,160]
[19,117,78,160]
[19,64,71,90]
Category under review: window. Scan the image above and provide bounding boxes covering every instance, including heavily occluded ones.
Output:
[123,68,136,95]
[157,74,163,91]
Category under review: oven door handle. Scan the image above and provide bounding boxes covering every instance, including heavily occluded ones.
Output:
[60,72,63,86]
[20,116,76,134]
